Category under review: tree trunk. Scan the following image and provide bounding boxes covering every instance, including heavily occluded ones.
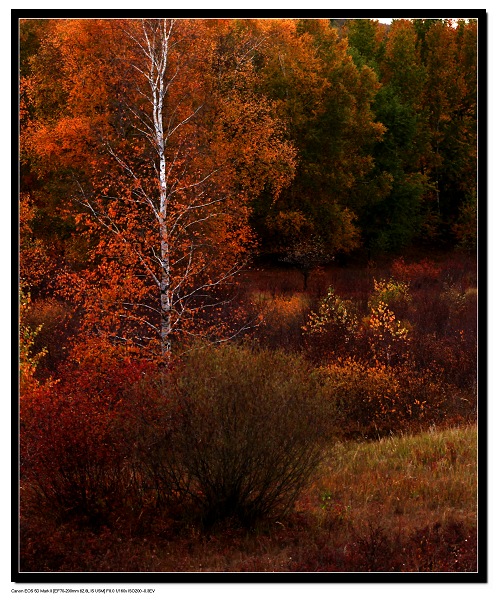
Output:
[152,19,173,358]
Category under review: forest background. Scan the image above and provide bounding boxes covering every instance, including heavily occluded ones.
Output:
[19,15,479,358]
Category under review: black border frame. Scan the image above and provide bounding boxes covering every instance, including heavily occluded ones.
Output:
[13,7,488,585]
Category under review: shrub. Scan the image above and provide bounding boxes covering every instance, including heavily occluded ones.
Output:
[116,368,187,516]
[368,277,411,311]
[441,283,478,331]
[303,287,358,337]
[318,359,449,439]
[364,301,410,365]
[164,344,329,528]
[409,331,477,402]
[20,342,154,528]
[302,287,360,361]
[391,257,442,287]
[301,285,414,366]
[319,359,400,438]
[21,388,130,529]
[20,342,329,532]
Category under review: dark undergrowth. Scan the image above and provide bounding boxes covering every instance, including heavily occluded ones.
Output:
[20,425,477,573]
[19,250,478,573]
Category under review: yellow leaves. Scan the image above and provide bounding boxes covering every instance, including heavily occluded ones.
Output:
[331,207,361,254]
[19,285,57,395]
[367,301,410,364]
[303,287,358,337]
[369,277,411,310]
[305,281,411,366]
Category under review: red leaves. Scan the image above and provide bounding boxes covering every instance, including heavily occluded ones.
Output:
[20,339,161,526]
[391,257,442,285]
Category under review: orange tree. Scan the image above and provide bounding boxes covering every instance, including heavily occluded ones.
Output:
[22,18,296,359]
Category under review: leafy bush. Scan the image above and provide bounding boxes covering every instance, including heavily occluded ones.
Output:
[116,369,186,515]
[21,342,330,532]
[20,343,153,528]
[318,358,448,439]
[302,285,411,366]
[368,277,411,311]
[303,287,359,336]
[302,287,360,361]
[441,283,478,329]
[21,389,130,528]
[162,344,329,527]
[409,332,477,403]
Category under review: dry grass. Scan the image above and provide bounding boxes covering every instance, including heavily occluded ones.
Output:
[310,424,477,529]
[20,425,477,572]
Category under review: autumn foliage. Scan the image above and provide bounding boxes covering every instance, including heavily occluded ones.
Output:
[18,16,479,574]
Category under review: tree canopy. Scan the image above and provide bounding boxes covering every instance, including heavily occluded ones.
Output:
[20,17,479,358]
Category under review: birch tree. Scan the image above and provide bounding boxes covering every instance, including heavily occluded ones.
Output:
[25,18,296,359]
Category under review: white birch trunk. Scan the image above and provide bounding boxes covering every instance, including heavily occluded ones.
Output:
[149,19,173,357]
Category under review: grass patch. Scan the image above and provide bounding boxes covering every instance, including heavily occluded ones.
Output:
[312,425,477,526]
[21,425,477,572]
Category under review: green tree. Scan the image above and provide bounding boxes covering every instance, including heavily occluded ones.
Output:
[350,19,430,253]
[421,19,478,243]
[249,18,385,260]
[345,18,385,71]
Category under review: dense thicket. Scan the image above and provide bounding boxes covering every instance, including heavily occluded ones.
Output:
[21,18,477,282]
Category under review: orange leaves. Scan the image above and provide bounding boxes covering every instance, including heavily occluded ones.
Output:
[217,90,296,199]
[249,18,385,258]
[319,357,447,439]
[253,18,331,119]
[28,116,96,173]
[37,18,297,356]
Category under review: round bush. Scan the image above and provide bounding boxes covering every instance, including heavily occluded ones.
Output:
[161,344,328,527]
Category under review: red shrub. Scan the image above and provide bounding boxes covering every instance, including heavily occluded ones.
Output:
[20,340,159,528]
[391,257,442,287]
